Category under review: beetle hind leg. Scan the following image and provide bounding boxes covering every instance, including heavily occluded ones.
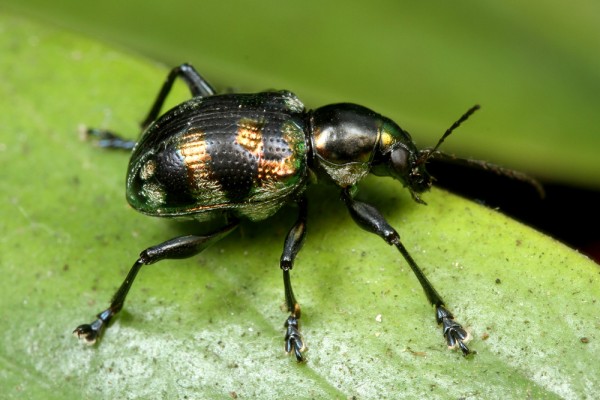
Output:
[279,197,308,361]
[85,127,137,150]
[140,63,216,130]
[84,63,216,151]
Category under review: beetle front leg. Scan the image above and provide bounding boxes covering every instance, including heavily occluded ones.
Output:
[341,188,472,355]
[280,197,308,361]
[74,222,238,344]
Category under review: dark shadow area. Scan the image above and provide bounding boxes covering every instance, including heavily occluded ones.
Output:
[427,161,600,265]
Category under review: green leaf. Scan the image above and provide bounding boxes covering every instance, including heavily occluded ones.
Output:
[1,14,598,400]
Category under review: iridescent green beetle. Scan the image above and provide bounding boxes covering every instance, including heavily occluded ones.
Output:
[75,63,541,361]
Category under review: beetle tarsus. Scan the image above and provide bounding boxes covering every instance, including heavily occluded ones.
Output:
[73,320,103,344]
[74,308,113,344]
[436,304,471,356]
[284,316,306,362]
[86,128,136,150]
[73,324,98,344]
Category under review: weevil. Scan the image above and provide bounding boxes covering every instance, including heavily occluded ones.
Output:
[74,63,542,360]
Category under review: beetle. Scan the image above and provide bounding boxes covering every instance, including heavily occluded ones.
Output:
[74,63,542,361]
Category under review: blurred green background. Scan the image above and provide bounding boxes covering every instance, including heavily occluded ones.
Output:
[3,0,600,186]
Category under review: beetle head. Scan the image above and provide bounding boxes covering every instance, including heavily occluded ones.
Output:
[382,141,432,204]
[375,105,481,204]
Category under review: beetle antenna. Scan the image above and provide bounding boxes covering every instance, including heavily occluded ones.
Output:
[418,105,481,165]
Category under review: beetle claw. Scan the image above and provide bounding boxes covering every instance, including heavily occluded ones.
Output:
[436,305,472,356]
[73,319,104,345]
[284,316,306,362]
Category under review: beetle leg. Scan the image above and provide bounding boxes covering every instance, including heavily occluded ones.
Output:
[85,64,217,150]
[85,127,137,150]
[140,63,216,130]
[74,222,238,344]
[280,197,308,362]
[341,188,472,356]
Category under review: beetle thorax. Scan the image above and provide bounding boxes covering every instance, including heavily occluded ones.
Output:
[309,104,382,187]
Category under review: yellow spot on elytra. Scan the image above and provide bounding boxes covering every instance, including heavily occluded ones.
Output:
[235,118,298,185]
[142,182,165,206]
[178,131,225,201]
[236,118,264,155]
[139,159,156,180]
[180,132,210,164]
[259,158,296,181]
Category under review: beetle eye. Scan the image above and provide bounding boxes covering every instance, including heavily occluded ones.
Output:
[387,145,432,194]
[389,145,410,181]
